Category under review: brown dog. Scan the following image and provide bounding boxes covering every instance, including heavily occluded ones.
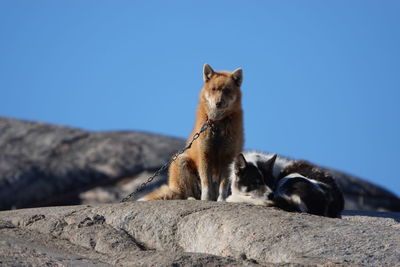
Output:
[140,64,244,201]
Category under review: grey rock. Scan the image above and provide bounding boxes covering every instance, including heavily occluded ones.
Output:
[0,201,399,266]
[326,168,400,211]
[0,117,399,212]
[0,117,184,210]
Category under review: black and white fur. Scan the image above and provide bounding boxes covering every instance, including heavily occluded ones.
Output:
[226,153,276,206]
[227,151,344,218]
[276,161,344,218]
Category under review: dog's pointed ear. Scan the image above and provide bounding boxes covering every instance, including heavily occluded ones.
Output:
[260,154,277,175]
[259,154,277,186]
[232,68,243,87]
[235,153,247,171]
[266,154,277,170]
[203,63,215,82]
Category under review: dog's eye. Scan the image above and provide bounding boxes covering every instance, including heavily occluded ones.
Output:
[212,88,217,91]
[223,88,232,94]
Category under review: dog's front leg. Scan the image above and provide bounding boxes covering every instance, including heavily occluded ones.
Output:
[217,172,229,201]
[199,160,214,200]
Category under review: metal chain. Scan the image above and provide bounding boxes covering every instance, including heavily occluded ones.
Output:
[121,120,213,202]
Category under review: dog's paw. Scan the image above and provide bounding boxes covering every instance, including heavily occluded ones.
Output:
[254,199,274,206]
[217,196,226,202]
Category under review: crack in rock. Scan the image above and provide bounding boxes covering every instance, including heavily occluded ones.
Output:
[78,214,106,228]
[25,214,45,226]
[120,228,149,251]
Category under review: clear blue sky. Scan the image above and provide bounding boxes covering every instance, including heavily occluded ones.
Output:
[1,1,399,196]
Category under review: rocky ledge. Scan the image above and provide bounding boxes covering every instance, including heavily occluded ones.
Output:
[1,117,400,266]
[0,201,399,266]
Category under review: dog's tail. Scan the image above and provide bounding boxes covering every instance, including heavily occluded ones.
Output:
[138,185,182,201]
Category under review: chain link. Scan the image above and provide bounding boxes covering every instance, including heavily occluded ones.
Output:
[121,120,212,202]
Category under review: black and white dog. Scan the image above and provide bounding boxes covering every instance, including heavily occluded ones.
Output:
[226,152,344,218]
[226,152,277,206]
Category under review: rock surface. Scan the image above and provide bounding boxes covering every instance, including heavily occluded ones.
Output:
[0,117,184,210]
[0,201,399,266]
[0,116,399,211]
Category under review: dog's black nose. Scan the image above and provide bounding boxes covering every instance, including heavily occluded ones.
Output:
[267,193,274,200]
[216,101,223,108]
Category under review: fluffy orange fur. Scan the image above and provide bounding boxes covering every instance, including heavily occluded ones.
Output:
[140,64,244,201]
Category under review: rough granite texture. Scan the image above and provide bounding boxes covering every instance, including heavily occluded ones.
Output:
[1,117,400,266]
[0,117,183,210]
[0,201,399,266]
[1,116,399,212]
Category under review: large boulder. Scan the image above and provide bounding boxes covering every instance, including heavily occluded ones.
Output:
[0,201,399,266]
[0,117,183,210]
[0,117,399,211]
